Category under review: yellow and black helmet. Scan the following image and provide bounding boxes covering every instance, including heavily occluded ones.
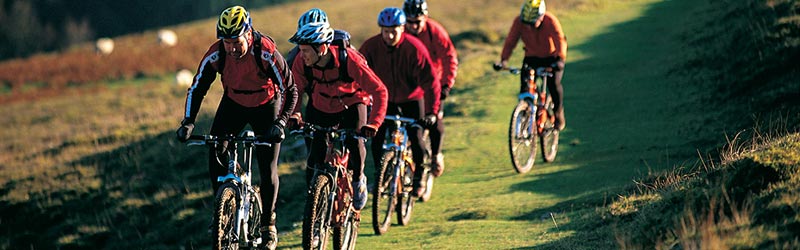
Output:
[520,0,546,24]
[217,6,252,39]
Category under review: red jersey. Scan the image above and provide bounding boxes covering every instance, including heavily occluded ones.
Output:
[359,34,440,115]
[501,13,568,61]
[407,18,458,91]
[291,45,388,127]
[184,33,297,123]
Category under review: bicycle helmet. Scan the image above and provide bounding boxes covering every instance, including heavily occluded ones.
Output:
[217,6,252,39]
[288,22,334,45]
[297,8,329,29]
[378,7,406,27]
[520,0,546,24]
[403,0,428,18]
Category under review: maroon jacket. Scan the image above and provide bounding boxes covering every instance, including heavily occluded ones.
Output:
[359,34,440,115]
[406,18,458,92]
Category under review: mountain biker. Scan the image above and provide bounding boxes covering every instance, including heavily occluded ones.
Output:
[287,21,388,211]
[497,0,567,130]
[359,7,440,198]
[402,0,458,178]
[175,6,297,250]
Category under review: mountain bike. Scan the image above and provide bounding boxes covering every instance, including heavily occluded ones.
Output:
[493,64,560,174]
[293,124,361,250]
[187,130,269,250]
[372,115,434,235]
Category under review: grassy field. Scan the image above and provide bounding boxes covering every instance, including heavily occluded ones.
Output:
[1,0,798,249]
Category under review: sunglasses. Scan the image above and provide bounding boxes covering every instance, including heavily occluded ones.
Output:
[406,19,423,24]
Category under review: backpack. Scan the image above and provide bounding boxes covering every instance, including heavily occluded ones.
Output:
[217,30,285,93]
[302,29,355,94]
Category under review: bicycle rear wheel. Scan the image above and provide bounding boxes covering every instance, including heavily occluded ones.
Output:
[303,174,333,250]
[540,96,559,162]
[396,154,415,226]
[509,99,537,173]
[419,131,435,202]
[372,150,397,235]
[333,210,359,250]
[213,183,240,250]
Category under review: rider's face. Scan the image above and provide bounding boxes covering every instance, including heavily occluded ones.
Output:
[298,44,327,66]
[381,26,404,46]
[223,32,250,59]
[404,15,426,35]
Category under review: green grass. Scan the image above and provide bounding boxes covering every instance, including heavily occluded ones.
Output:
[1,0,798,249]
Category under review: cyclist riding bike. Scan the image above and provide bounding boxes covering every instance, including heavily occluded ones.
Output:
[175,6,297,250]
[497,0,567,130]
[359,7,440,198]
[402,0,459,177]
[287,20,389,210]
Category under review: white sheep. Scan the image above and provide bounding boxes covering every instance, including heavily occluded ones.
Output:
[157,29,178,47]
[175,69,194,87]
[95,38,114,55]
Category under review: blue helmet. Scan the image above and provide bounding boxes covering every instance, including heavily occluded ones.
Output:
[288,22,334,45]
[297,8,329,29]
[378,7,406,27]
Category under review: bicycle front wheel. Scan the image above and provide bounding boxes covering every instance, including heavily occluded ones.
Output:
[540,96,559,162]
[333,210,359,250]
[303,174,333,250]
[372,150,398,235]
[509,99,537,173]
[213,183,240,250]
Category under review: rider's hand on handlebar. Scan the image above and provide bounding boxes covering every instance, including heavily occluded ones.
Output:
[176,119,194,142]
[493,60,508,71]
[266,119,285,143]
[287,112,303,130]
[421,114,438,127]
[360,124,378,138]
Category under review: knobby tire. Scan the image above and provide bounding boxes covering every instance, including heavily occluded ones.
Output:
[303,174,332,250]
[509,100,537,173]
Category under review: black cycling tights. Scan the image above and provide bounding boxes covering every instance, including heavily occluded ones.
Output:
[304,104,368,185]
[208,96,281,225]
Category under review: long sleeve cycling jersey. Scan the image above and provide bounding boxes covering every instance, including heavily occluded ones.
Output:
[407,18,458,91]
[501,13,568,62]
[359,34,440,115]
[183,33,298,124]
[291,45,388,128]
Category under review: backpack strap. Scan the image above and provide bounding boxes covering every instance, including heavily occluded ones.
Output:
[332,40,354,83]
[252,31,285,93]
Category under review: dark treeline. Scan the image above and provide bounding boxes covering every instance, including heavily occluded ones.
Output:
[0,0,287,60]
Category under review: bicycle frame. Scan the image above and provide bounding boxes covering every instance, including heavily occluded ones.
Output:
[188,130,271,247]
[382,115,419,197]
[519,66,555,135]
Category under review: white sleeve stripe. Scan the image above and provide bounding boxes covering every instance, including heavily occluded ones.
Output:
[185,51,220,118]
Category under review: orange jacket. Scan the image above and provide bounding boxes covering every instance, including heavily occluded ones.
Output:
[501,13,567,61]
[406,18,459,91]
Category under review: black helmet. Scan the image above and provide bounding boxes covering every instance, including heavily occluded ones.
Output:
[403,0,428,18]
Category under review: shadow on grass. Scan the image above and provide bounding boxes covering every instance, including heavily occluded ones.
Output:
[0,119,313,249]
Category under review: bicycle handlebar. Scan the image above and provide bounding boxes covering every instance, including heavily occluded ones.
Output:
[289,123,365,140]
[492,63,554,77]
[186,134,273,146]
[384,115,425,129]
